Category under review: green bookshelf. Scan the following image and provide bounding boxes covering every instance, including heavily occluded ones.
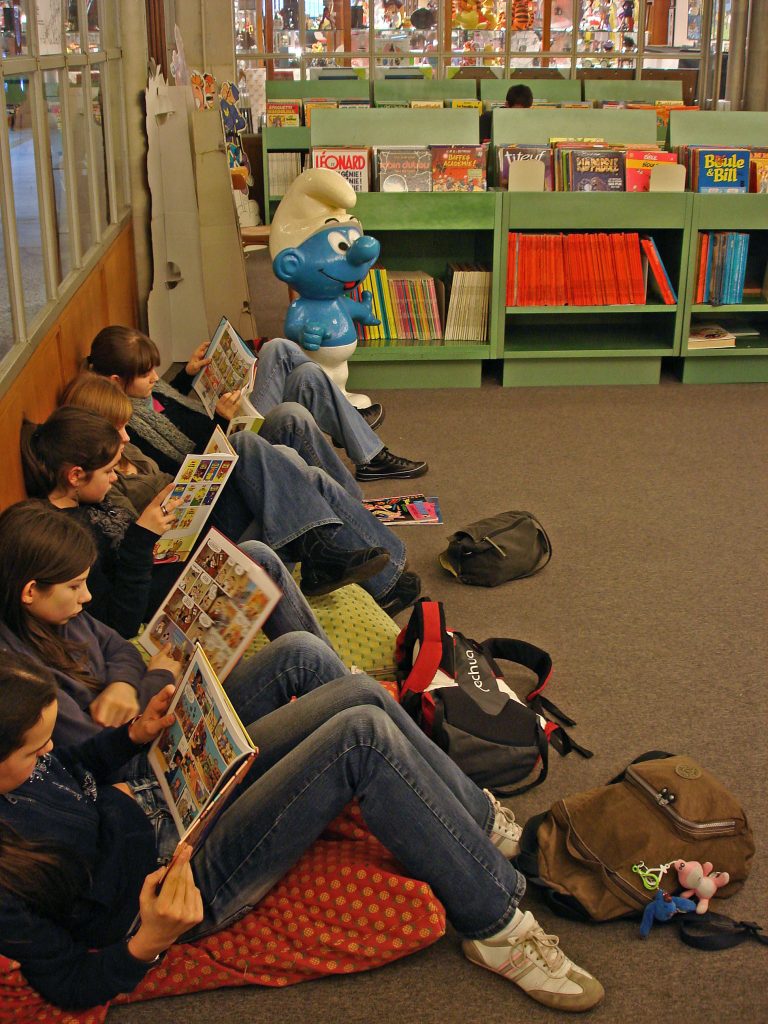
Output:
[492,107,658,145]
[480,78,581,103]
[670,112,768,383]
[309,109,498,389]
[497,186,692,386]
[373,79,477,104]
[262,80,371,222]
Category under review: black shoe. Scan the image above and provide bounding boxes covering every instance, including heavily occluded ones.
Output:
[356,448,428,482]
[379,571,422,617]
[300,545,391,597]
[359,403,385,430]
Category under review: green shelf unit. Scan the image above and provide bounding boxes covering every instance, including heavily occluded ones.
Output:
[480,78,581,103]
[677,192,768,383]
[310,107,480,146]
[583,80,683,103]
[669,111,768,149]
[492,107,658,146]
[498,191,693,386]
[373,79,477,104]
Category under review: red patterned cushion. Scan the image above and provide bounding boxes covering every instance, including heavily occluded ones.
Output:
[0,804,445,1022]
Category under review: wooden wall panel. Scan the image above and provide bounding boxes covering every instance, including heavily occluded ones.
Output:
[0,221,138,512]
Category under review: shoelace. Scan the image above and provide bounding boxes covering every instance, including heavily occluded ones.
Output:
[485,790,522,840]
[518,924,566,972]
[379,449,417,468]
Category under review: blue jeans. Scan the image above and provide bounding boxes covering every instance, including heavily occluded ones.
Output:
[214,432,405,602]
[253,338,383,468]
[184,674,525,941]
[237,541,332,648]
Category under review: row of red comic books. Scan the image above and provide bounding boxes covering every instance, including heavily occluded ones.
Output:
[505,232,677,307]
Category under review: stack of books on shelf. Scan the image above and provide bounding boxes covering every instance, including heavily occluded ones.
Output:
[371,145,487,193]
[265,97,370,128]
[443,264,492,343]
[687,323,737,350]
[694,232,751,304]
[267,151,304,195]
[350,268,443,345]
[496,141,679,192]
[506,232,677,307]
[312,147,372,191]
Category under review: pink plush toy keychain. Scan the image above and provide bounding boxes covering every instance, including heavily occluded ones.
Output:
[674,860,730,914]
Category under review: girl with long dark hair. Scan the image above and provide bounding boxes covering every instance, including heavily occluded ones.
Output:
[0,650,603,1013]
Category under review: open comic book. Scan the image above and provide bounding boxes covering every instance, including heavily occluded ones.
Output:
[192,317,258,418]
[362,493,443,525]
[148,645,257,845]
[141,528,282,680]
[152,427,238,564]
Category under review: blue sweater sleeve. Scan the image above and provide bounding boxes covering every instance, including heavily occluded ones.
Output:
[84,613,175,710]
[0,895,154,1010]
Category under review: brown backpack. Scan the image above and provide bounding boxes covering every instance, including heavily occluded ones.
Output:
[516,752,755,924]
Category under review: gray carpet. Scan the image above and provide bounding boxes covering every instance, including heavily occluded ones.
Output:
[112,376,768,1023]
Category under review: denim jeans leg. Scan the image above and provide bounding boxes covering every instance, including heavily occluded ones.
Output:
[296,465,405,601]
[185,676,523,941]
[252,338,382,466]
[211,430,341,549]
[260,403,363,499]
[223,631,348,726]
[237,540,333,647]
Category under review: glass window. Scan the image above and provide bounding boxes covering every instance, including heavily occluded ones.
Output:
[43,68,72,282]
[8,77,47,324]
[86,0,101,51]
[89,65,109,232]
[67,68,93,252]
[65,0,81,53]
[36,0,65,54]
[108,59,128,211]
[577,1,636,64]
[0,215,15,359]
[1,1,30,56]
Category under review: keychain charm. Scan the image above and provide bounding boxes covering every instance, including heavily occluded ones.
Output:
[632,861,675,891]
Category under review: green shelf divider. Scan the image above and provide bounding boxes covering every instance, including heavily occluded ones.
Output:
[669,111,768,149]
[373,79,477,103]
[480,78,580,103]
[263,127,311,151]
[493,108,657,145]
[350,192,498,231]
[583,80,683,102]
[266,80,370,100]
[311,107,480,146]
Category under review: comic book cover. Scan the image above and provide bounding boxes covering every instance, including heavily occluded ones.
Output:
[693,148,750,193]
[569,149,625,192]
[265,100,301,127]
[142,528,281,680]
[311,146,371,191]
[430,145,487,192]
[497,145,554,190]
[375,146,432,192]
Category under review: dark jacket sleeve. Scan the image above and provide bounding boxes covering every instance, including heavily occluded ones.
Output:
[0,895,153,1010]
[86,522,157,638]
[86,613,175,711]
[56,722,144,781]
[168,368,230,438]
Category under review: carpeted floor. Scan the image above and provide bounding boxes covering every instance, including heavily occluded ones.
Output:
[111,258,768,1024]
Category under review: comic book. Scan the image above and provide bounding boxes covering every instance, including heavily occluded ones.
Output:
[192,317,258,418]
[141,528,282,680]
[152,427,238,565]
[311,146,371,192]
[430,145,487,192]
[148,645,257,845]
[265,100,302,127]
[375,146,432,192]
[362,493,443,525]
[568,149,625,192]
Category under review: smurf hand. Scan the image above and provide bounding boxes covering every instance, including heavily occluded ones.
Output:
[301,323,326,351]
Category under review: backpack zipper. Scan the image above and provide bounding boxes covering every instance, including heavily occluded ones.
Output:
[625,767,739,838]
[482,535,507,557]
[561,805,648,909]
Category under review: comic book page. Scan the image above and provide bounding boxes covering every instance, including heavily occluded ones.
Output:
[148,646,256,840]
[192,317,258,418]
[142,528,282,680]
[152,433,238,564]
[362,493,443,525]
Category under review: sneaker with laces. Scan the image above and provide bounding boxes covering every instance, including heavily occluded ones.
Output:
[359,403,385,430]
[484,789,523,859]
[355,448,428,481]
[463,910,605,1012]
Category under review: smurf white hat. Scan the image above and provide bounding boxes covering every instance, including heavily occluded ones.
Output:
[269,168,362,258]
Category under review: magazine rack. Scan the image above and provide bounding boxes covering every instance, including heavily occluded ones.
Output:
[308,107,498,389]
[670,111,768,383]
[494,108,690,386]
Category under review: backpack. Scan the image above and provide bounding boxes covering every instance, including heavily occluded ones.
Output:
[395,600,591,797]
[438,510,552,587]
[514,752,756,931]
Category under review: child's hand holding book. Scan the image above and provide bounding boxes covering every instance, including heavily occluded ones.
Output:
[128,845,204,962]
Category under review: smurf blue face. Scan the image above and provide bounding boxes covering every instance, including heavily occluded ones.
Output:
[272,222,381,299]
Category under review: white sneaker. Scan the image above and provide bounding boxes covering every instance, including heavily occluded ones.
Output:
[463,910,605,1012]
[484,789,523,859]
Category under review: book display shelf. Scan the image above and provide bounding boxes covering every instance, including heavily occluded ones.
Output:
[373,80,477,104]
[310,107,498,389]
[262,80,369,222]
[494,108,692,386]
[583,80,684,103]
[670,112,768,384]
[480,79,582,103]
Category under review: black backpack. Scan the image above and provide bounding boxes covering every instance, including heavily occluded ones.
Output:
[394,600,591,796]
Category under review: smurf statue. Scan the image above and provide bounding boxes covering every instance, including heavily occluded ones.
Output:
[270,168,380,408]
